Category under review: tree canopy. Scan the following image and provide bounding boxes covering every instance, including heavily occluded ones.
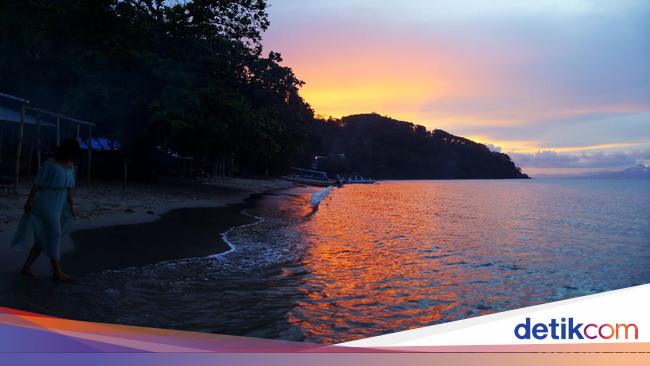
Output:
[0,0,314,177]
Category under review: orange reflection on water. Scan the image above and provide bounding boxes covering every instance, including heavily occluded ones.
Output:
[271,179,650,343]
[287,182,509,343]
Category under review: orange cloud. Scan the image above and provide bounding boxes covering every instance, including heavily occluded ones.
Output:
[464,135,542,153]
[549,141,650,153]
[465,137,650,155]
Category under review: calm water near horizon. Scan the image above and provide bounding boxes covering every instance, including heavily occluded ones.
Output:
[9,179,650,343]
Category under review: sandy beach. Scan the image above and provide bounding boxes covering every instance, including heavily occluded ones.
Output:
[1,178,294,232]
[0,178,295,282]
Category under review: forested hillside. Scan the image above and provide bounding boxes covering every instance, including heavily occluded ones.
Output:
[310,114,529,179]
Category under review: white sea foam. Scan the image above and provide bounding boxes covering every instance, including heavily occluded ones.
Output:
[211,187,332,260]
[310,186,333,206]
[208,210,265,259]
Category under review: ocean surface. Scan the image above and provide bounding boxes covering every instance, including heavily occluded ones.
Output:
[8,179,650,343]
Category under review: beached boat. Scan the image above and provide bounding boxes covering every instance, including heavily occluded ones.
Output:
[281,167,336,187]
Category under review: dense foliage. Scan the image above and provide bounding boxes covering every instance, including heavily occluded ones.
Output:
[1,1,527,180]
[0,0,314,176]
[311,114,529,179]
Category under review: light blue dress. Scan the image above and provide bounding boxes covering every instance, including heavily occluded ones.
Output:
[11,159,75,260]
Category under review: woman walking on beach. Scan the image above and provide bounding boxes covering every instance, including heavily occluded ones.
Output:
[11,138,80,282]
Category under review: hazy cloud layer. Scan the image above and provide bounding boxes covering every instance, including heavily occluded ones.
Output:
[510,149,650,169]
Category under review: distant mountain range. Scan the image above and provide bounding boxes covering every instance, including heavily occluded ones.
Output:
[579,164,650,179]
[535,164,650,179]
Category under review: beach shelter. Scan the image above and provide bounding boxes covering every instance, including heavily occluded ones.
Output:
[0,91,95,191]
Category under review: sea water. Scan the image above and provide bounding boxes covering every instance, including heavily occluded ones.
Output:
[17,180,650,343]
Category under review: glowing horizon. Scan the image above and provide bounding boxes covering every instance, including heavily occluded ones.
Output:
[263,0,650,174]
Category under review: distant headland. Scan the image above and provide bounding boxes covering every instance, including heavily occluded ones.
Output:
[309,113,529,180]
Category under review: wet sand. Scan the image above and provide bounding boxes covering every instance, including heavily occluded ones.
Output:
[63,196,261,275]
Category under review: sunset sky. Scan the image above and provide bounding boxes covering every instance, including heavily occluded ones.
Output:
[262,0,650,176]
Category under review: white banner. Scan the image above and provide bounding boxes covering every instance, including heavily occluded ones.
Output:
[339,284,650,347]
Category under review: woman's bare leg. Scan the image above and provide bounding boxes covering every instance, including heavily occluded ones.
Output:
[50,260,73,282]
[20,246,41,276]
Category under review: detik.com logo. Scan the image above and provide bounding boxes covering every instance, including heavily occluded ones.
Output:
[514,318,638,340]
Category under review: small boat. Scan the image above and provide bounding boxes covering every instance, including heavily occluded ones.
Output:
[281,167,336,187]
[343,175,376,184]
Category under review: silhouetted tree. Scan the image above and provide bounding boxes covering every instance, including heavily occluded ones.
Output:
[0,0,312,178]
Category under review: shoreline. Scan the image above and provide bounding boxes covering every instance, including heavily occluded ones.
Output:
[212,209,265,259]
[0,178,295,284]
[62,192,270,276]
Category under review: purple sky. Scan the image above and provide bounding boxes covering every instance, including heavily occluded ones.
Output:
[263,0,650,175]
